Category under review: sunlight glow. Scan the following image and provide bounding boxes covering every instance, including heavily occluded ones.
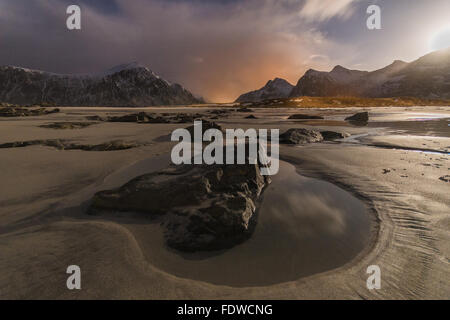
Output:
[430,27,450,51]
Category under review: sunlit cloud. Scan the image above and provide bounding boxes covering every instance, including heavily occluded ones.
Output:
[299,0,360,22]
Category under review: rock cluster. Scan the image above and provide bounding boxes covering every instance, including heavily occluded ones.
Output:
[90,150,271,252]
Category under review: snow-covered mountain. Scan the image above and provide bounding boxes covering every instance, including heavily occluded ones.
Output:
[290,48,450,99]
[235,78,294,102]
[0,62,202,106]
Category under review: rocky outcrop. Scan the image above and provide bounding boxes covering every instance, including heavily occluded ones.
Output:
[0,139,141,151]
[290,48,450,99]
[107,112,206,124]
[279,128,323,144]
[236,78,294,103]
[90,156,271,252]
[0,105,60,117]
[39,122,97,129]
[0,62,202,106]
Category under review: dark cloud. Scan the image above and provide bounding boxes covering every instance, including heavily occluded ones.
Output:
[1,0,448,102]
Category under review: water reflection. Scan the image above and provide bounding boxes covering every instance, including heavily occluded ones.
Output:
[145,161,372,287]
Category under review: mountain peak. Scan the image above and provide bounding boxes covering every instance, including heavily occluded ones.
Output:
[236,77,294,102]
[104,62,149,75]
[331,65,349,72]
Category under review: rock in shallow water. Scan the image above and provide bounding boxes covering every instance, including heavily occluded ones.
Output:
[280,128,323,144]
[320,131,349,141]
[90,160,271,252]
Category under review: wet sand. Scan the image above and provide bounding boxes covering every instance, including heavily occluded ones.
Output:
[0,106,449,299]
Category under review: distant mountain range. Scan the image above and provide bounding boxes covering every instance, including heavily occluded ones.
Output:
[0,62,202,106]
[236,48,450,102]
[235,78,294,102]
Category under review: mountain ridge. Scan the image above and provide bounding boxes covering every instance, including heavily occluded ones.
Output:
[0,63,202,106]
[290,48,450,99]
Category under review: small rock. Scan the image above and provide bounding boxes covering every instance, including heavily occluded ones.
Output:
[237,107,254,113]
[345,112,369,122]
[320,131,349,141]
[439,175,450,182]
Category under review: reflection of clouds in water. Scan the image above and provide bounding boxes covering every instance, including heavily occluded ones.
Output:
[266,192,347,238]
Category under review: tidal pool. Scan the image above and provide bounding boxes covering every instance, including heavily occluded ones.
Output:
[132,160,373,287]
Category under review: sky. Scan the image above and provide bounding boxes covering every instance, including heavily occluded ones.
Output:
[0,0,449,102]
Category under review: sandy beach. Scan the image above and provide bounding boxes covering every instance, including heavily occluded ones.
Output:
[0,106,449,299]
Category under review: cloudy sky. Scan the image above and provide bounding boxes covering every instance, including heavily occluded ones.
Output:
[1,0,449,102]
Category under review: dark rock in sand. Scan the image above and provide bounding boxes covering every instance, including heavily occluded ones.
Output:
[108,112,152,123]
[90,154,271,252]
[0,139,141,151]
[320,131,349,141]
[0,106,60,117]
[185,121,223,137]
[439,175,450,182]
[345,112,369,122]
[86,115,104,121]
[245,115,258,119]
[237,107,254,113]
[288,114,324,120]
[39,122,97,130]
[280,128,323,145]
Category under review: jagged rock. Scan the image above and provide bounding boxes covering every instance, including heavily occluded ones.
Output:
[280,128,323,145]
[288,114,324,120]
[320,131,349,141]
[439,175,450,182]
[345,112,369,122]
[90,156,271,252]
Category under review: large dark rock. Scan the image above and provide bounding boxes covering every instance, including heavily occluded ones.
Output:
[280,128,323,145]
[90,159,271,252]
